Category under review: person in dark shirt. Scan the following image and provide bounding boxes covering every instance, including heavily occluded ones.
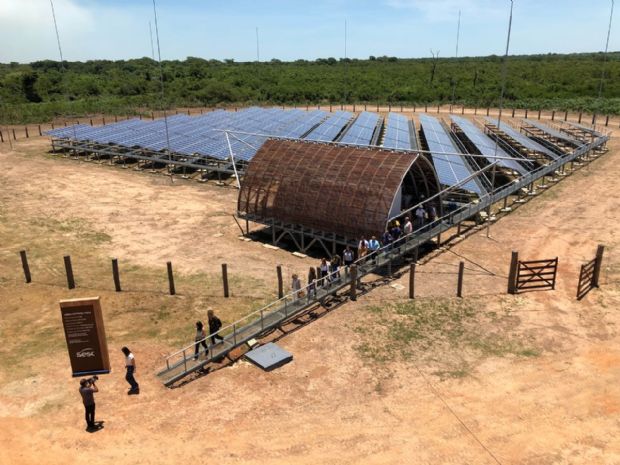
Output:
[79,378,98,430]
[207,309,224,345]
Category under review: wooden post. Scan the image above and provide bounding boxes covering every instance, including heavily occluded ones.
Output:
[115,115,118,123]
[578,112,583,124]
[38,125,42,136]
[349,265,357,301]
[605,115,610,127]
[537,109,541,120]
[564,110,568,121]
[511,108,515,117]
[64,255,75,289]
[102,117,106,125]
[167,261,175,295]
[524,109,528,118]
[551,110,555,121]
[0,131,4,143]
[12,129,16,140]
[474,107,478,115]
[112,258,121,292]
[457,261,465,298]
[409,263,415,299]
[24,126,29,138]
[20,250,31,283]
[276,265,283,299]
[89,119,93,126]
[425,104,428,112]
[486,107,490,116]
[507,251,519,294]
[592,245,605,288]
[222,263,229,298]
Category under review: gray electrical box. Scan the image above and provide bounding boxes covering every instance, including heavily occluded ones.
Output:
[244,342,293,371]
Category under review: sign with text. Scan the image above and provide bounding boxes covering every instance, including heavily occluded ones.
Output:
[59,297,110,377]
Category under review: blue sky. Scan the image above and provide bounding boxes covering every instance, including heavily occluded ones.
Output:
[0,0,617,63]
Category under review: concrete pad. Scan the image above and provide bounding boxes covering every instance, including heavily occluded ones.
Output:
[263,244,280,250]
[292,252,308,258]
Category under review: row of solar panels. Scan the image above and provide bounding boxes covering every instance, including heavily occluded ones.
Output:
[47,108,419,162]
[418,114,585,197]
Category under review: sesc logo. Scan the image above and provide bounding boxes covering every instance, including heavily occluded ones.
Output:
[76,348,96,358]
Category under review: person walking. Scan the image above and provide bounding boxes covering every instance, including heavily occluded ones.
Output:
[414,205,426,231]
[403,217,413,236]
[330,254,341,281]
[343,246,354,267]
[319,258,331,286]
[207,309,224,345]
[307,267,317,302]
[121,347,139,395]
[79,377,98,430]
[358,237,369,258]
[291,273,302,299]
[193,321,208,360]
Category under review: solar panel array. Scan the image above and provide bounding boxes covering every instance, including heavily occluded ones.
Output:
[522,119,581,146]
[484,117,558,160]
[383,113,413,150]
[47,108,329,163]
[305,111,353,141]
[419,114,485,195]
[563,121,602,137]
[339,111,381,145]
[450,115,530,175]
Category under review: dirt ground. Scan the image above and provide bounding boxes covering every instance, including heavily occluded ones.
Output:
[0,125,619,465]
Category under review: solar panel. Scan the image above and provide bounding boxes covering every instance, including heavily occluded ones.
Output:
[563,121,602,137]
[419,114,485,195]
[451,115,530,175]
[522,119,581,146]
[383,113,412,150]
[340,111,380,145]
[304,111,353,142]
[484,117,558,160]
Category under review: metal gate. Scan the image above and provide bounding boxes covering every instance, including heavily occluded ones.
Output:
[576,245,605,300]
[513,257,558,293]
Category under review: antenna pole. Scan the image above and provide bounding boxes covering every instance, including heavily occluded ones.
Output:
[488,0,514,239]
[598,0,615,99]
[149,21,155,60]
[451,10,461,105]
[344,19,348,106]
[152,0,172,175]
[256,27,260,62]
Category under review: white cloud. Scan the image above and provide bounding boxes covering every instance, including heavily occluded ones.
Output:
[386,0,504,22]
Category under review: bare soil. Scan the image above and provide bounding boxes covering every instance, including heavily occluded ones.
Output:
[0,127,619,465]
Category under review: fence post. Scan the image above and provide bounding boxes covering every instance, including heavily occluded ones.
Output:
[551,110,555,121]
[592,245,605,288]
[102,117,106,125]
[511,108,515,118]
[12,129,16,140]
[276,265,283,299]
[578,112,583,124]
[20,250,31,283]
[38,125,42,136]
[222,263,229,298]
[64,255,75,289]
[592,114,596,125]
[0,131,4,143]
[486,107,490,116]
[524,109,528,118]
[537,109,541,120]
[112,258,121,292]
[507,251,519,294]
[409,263,416,299]
[349,265,357,301]
[457,261,464,298]
[605,115,610,127]
[167,261,176,295]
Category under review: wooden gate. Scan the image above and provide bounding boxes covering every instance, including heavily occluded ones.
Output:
[576,245,605,300]
[508,252,558,294]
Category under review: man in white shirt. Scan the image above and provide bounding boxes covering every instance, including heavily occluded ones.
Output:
[403,217,413,235]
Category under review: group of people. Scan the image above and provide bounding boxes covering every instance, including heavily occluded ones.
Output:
[288,204,440,300]
[78,308,227,432]
[78,346,139,431]
[193,309,224,359]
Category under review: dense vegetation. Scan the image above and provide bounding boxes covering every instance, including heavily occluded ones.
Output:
[1,52,619,124]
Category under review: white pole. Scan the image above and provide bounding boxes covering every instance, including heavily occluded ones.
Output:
[225,131,241,189]
[152,0,172,175]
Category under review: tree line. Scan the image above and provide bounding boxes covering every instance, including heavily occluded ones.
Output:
[0,52,618,124]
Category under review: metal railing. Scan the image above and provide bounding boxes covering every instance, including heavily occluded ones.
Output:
[156,134,609,384]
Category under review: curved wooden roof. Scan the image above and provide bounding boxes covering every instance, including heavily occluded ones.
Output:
[238,139,438,239]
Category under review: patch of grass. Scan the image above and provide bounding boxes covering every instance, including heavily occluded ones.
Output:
[354,297,541,378]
